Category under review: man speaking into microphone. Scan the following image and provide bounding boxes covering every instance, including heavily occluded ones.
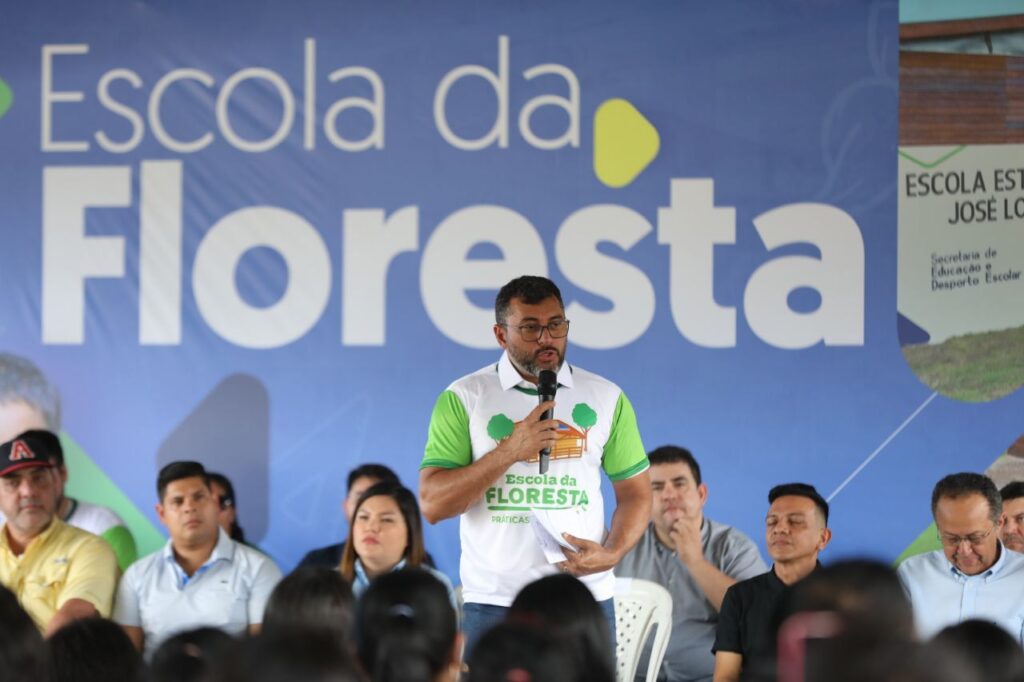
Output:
[419,275,651,652]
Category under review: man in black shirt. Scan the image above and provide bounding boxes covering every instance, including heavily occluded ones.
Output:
[712,483,831,682]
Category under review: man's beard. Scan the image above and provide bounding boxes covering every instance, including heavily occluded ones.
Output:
[509,345,564,380]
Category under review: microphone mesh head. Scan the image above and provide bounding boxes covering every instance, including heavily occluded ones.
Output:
[538,370,558,394]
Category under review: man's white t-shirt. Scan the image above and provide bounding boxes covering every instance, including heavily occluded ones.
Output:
[422,352,648,606]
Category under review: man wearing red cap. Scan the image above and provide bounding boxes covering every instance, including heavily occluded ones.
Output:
[0,430,118,634]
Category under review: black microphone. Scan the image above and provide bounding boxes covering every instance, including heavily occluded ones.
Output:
[537,369,558,474]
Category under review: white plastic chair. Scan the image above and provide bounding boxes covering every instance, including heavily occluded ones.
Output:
[614,577,673,682]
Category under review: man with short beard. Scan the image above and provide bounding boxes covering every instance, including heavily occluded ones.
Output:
[419,275,651,654]
[999,481,1024,553]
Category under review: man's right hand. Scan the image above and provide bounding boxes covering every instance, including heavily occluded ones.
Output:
[669,515,704,567]
[497,400,558,464]
[419,400,559,524]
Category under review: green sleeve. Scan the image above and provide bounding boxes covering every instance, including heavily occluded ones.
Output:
[100,525,138,571]
[602,393,649,481]
[421,390,472,470]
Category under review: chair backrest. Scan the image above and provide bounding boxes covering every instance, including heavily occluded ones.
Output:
[614,577,673,682]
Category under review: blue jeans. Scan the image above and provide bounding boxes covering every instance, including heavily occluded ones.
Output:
[462,598,617,659]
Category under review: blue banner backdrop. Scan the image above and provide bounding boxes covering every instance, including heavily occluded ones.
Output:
[1,1,1021,576]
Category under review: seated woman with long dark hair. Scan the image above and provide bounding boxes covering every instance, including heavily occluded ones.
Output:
[338,482,453,603]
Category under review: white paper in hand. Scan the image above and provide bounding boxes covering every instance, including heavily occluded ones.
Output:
[530,508,581,564]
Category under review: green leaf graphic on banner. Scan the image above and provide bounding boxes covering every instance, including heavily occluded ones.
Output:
[0,78,13,119]
[61,433,166,557]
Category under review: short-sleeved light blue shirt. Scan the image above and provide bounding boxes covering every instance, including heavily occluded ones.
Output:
[113,528,282,658]
[897,544,1024,643]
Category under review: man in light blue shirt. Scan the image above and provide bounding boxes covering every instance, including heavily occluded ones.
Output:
[897,472,1024,643]
[114,461,282,657]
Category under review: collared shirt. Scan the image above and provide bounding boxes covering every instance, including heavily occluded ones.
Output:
[113,528,282,658]
[421,351,648,606]
[617,520,767,682]
[897,545,1024,643]
[0,518,118,632]
[352,558,457,609]
[714,563,821,667]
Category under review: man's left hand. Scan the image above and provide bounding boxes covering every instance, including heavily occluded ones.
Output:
[557,533,619,577]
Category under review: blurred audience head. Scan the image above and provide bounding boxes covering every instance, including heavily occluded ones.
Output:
[263,565,354,642]
[0,585,48,682]
[928,619,1024,682]
[355,568,460,682]
[508,573,614,682]
[47,617,145,682]
[466,622,581,682]
[150,627,236,682]
[791,637,980,682]
[214,630,365,682]
[778,558,915,640]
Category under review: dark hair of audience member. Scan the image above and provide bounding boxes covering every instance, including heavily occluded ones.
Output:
[1002,481,1024,503]
[931,472,1002,522]
[768,482,829,525]
[467,622,581,682]
[647,445,701,484]
[157,460,211,500]
[47,616,145,682]
[928,620,1024,682]
[507,573,615,682]
[796,637,980,682]
[214,629,365,682]
[207,472,246,543]
[347,463,399,493]
[776,559,915,640]
[150,627,236,682]
[354,568,459,682]
[339,482,427,582]
[263,566,354,642]
[0,585,48,682]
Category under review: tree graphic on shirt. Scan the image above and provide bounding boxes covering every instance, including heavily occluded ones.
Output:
[572,403,597,451]
[487,413,515,443]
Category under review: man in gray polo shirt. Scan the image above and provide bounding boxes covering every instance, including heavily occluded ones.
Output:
[617,446,766,682]
[114,461,281,657]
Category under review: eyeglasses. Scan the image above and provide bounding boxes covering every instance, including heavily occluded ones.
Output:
[938,526,995,547]
[502,319,570,342]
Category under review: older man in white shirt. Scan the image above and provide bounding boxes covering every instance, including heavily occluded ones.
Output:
[897,472,1024,643]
